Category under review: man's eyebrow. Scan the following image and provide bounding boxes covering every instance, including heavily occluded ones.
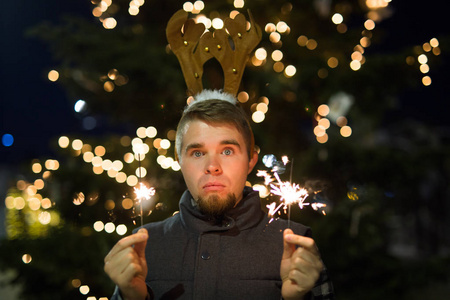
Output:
[220,139,241,149]
[184,142,204,154]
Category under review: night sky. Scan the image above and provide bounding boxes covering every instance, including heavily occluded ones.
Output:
[1,0,448,166]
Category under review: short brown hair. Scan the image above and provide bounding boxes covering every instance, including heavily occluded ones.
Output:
[175,100,254,160]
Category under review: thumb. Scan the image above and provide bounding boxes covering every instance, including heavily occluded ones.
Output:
[282,228,296,260]
[133,228,148,258]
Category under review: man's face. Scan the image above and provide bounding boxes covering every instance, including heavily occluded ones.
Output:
[179,120,258,215]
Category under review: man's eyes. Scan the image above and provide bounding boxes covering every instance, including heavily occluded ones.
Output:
[222,148,234,155]
[192,151,203,157]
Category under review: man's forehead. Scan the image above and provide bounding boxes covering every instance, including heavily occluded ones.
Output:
[182,120,245,146]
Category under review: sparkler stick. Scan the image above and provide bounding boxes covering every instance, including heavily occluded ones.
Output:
[133,150,155,227]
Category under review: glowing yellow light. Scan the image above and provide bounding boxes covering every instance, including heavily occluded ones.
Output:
[252,111,265,123]
[297,35,308,46]
[340,125,352,137]
[331,13,343,24]
[183,2,194,12]
[93,221,104,232]
[48,70,59,82]
[316,133,328,144]
[256,103,268,113]
[104,199,115,210]
[351,51,363,61]
[422,43,432,52]
[5,196,14,209]
[336,23,347,33]
[91,156,103,167]
[318,118,331,129]
[145,126,157,138]
[172,161,181,171]
[360,37,371,47]
[129,5,140,16]
[72,279,81,288]
[38,211,51,224]
[124,152,135,163]
[79,285,90,295]
[420,64,429,73]
[92,7,103,17]
[93,165,104,175]
[127,175,138,186]
[116,224,127,235]
[83,151,94,163]
[314,125,326,137]
[284,65,296,77]
[94,145,106,156]
[110,160,122,171]
[122,198,134,209]
[432,47,441,56]
[32,163,42,173]
[14,197,26,210]
[269,32,281,43]
[104,81,115,92]
[136,127,146,138]
[72,139,83,151]
[34,179,45,190]
[194,0,205,11]
[28,197,40,211]
[365,0,389,9]
[73,192,85,205]
[58,136,70,148]
[317,104,330,117]
[22,254,32,264]
[237,91,249,103]
[255,48,267,60]
[233,0,244,8]
[273,62,284,73]
[350,60,361,71]
[327,57,338,68]
[422,76,432,86]
[364,19,375,30]
[418,54,428,64]
[271,50,283,62]
[430,38,439,48]
[26,185,37,196]
[265,23,276,33]
[115,172,127,183]
[211,18,224,29]
[136,167,147,178]
[276,21,288,33]
[306,39,318,50]
[103,17,117,29]
[104,222,115,234]
[41,198,52,209]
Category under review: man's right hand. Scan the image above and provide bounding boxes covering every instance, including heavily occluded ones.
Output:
[104,228,149,300]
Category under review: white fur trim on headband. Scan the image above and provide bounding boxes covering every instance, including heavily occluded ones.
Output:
[193,89,237,105]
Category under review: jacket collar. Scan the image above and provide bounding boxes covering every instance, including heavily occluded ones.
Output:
[179,186,265,234]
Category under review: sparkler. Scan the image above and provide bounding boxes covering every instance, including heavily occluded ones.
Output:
[133,145,155,227]
[257,154,326,227]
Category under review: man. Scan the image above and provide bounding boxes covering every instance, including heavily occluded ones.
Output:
[104,91,334,300]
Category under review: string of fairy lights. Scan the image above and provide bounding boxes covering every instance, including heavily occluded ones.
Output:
[3,1,443,299]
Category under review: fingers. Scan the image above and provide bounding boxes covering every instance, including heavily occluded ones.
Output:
[105,229,148,263]
[104,229,149,286]
[283,229,319,255]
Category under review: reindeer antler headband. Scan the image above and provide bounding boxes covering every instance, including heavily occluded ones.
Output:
[166,9,262,98]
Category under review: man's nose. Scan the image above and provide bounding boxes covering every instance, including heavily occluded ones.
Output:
[205,156,222,175]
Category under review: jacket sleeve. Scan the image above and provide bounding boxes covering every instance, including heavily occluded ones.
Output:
[110,285,154,300]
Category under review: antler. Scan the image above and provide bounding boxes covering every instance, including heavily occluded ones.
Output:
[166,9,262,97]
[166,10,213,96]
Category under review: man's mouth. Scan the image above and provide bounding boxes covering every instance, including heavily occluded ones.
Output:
[203,182,225,191]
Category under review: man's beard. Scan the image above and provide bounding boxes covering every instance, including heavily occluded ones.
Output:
[196,193,237,222]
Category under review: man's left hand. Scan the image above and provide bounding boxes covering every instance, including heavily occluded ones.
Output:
[280,228,323,300]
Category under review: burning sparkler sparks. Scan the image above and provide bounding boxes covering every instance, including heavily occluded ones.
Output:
[257,154,327,226]
[134,182,155,227]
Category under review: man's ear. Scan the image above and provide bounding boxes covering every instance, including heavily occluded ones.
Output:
[248,151,259,174]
